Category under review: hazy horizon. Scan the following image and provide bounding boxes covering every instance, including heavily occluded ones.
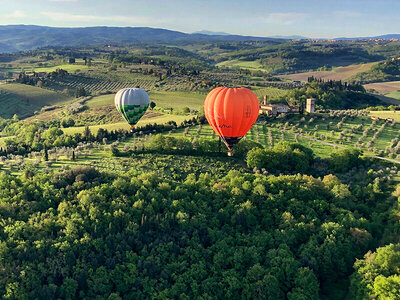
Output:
[2,0,400,39]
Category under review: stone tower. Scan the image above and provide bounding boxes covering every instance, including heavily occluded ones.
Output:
[306,98,316,113]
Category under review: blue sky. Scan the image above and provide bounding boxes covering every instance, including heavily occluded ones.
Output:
[2,0,400,38]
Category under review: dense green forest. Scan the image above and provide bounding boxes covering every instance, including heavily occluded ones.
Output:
[349,58,400,83]
[0,140,399,299]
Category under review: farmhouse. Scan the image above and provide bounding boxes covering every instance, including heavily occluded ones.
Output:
[259,95,299,116]
[12,72,21,79]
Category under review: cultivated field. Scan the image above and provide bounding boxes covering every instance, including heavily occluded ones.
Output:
[0,83,72,118]
[85,94,115,109]
[280,62,377,82]
[386,90,400,100]
[0,59,103,74]
[364,81,400,96]
[147,90,205,111]
[33,63,92,73]
[0,83,71,105]
[252,86,288,100]
[46,74,158,94]
[216,59,265,71]
[261,112,400,160]
[369,110,400,122]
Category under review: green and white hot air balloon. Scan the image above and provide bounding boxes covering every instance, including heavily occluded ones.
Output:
[115,88,150,132]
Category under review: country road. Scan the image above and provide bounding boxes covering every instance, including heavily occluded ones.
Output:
[283,130,400,165]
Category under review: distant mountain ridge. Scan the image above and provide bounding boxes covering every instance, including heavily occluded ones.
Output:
[0,25,399,53]
[335,34,400,40]
[193,30,231,36]
[0,25,278,53]
[269,35,310,40]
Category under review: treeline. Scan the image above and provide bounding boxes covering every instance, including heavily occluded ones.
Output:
[275,79,380,109]
[349,58,400,83]
[0,116,205,156]
[15,68,69,86]
[214,41,383,74]
[109,46,211,75]
[113,134,262,159]
[117,134,367,178]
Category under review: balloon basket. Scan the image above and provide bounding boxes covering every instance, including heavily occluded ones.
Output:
[227,150,233,157]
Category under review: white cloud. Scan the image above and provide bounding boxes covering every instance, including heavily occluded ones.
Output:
[41,11,164,26]
[9,10,27,19]
[264,12,308,26]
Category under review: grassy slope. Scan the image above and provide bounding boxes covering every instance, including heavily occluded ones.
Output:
[216,59,265,71]
[0,83,71,105]
[369,93,400,105]
[252,87,288,100]
[86,91,206,111]
[62,114,195,135]
[364,81,400,95]
[385,90,400,100]
[0,59,101,74]
[148,90,205,111]
[0,83,72,118]
[369,110,400,122]
[280,62,377,82]
[33,64,92,73]
[86,94,115,109]
[1,90,205,129]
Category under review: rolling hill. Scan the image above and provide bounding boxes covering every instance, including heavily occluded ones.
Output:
[0,25,280,53]
[336,34,400,40]
[0,83,72,118]
[279,62,377,82]
[1,25,399,53]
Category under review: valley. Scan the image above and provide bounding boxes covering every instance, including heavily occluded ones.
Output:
[0,27,400,299]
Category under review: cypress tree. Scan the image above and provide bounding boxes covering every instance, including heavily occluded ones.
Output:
[43,144,49,161]
[84,126,91,142]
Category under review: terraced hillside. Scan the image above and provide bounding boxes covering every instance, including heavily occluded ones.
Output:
[0,90,37,118]
[0,83,72,118]
[46,75,158,94]
[25,90,208,126]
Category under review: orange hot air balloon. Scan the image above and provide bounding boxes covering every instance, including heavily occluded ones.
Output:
[204,87,259,156]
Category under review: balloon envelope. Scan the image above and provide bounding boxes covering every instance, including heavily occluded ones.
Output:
[115,88,150,128]
[204,87,259,151]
